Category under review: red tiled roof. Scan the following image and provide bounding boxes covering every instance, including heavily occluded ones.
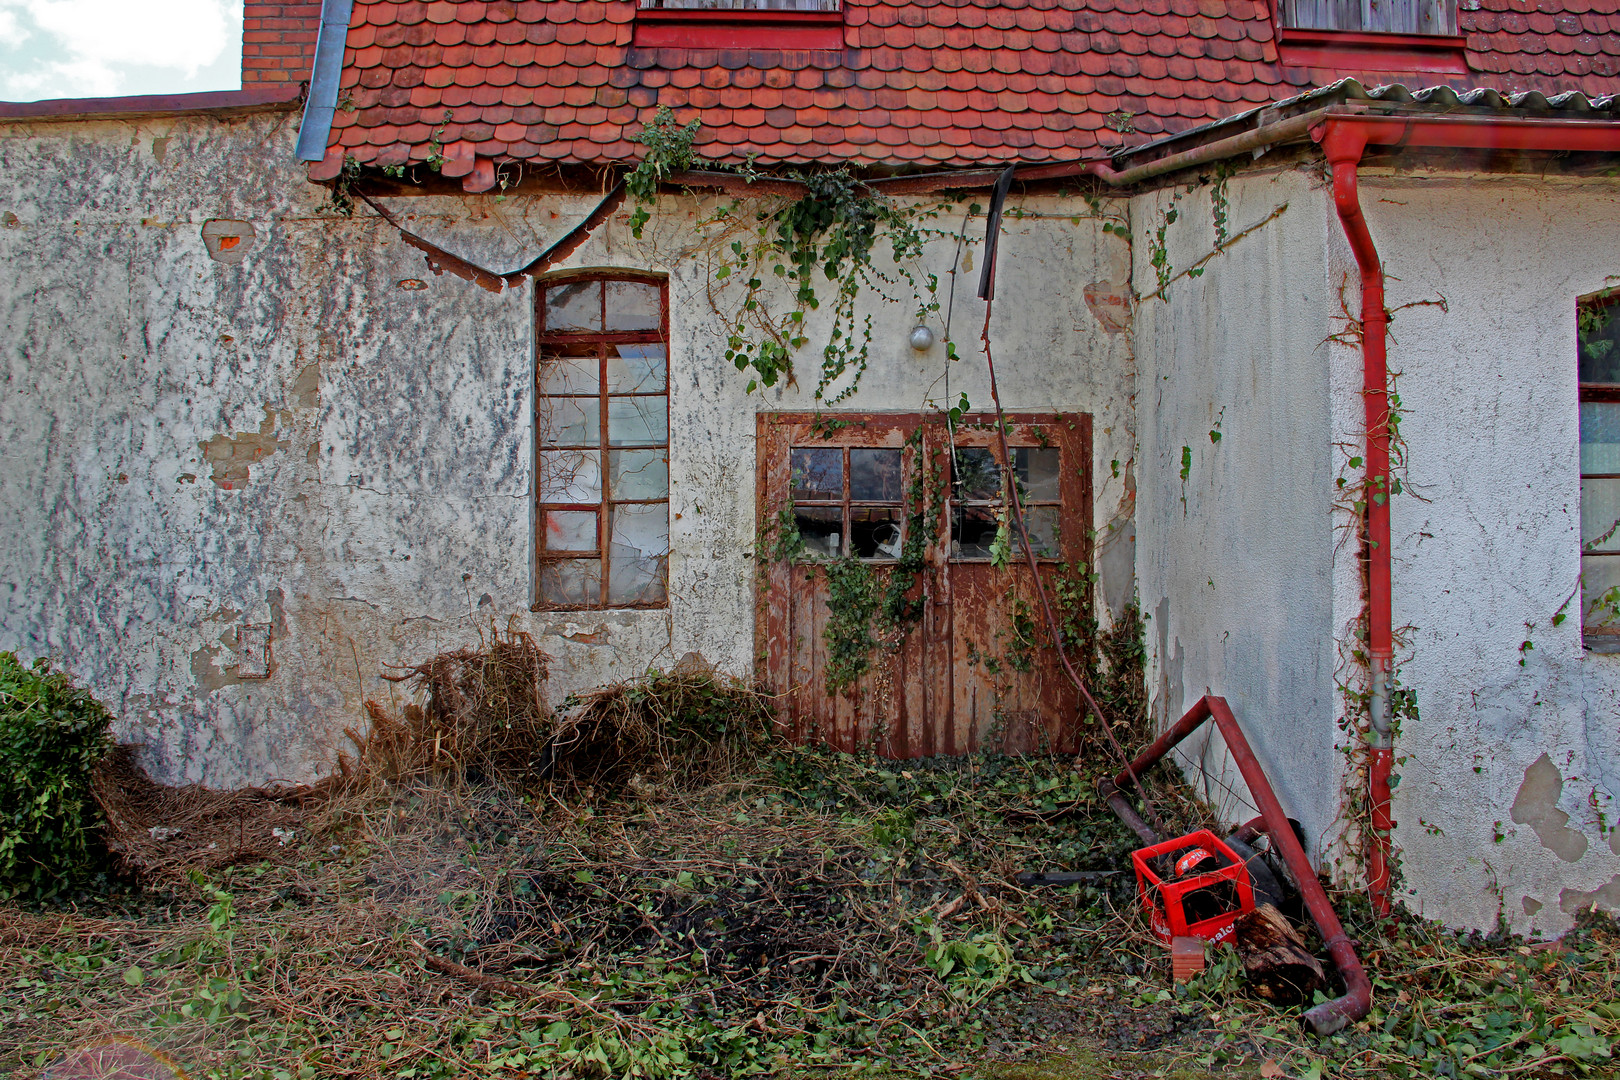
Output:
[317,0,1620,181]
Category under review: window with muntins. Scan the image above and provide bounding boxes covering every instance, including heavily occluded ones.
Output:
[535,276,670,610]
[1277,0,1457,34]
[1579,290,1620,648]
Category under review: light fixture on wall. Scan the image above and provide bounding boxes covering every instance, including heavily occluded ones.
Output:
[909,324,935,351]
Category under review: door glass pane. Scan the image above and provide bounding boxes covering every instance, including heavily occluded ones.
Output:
[790,448,842,502]
[794,505,842,559]
[606,344,667,393]
[1580,401,1620,474]
[1582,478,1620,553]
[538,450,602,503]
[544,280,601,333]
[1014,505,1061,558]
[539,398,600,447]
[951,503,1001,560]
[539,559,601,605]
[604,280,661,332]
[851,448,902,502]
[851,507,903,560]
[953,447,1002,502]
[609,449,668,501]
[608,396,667,446]
[539,353,600,396]
[544,509,598,552]
[608,503,670,604]
[1014,447,1061,502]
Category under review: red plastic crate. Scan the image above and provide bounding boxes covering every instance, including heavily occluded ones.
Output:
[1131,829,1256,947]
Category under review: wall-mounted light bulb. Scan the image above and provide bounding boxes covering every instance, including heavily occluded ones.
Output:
[909,325,935,351]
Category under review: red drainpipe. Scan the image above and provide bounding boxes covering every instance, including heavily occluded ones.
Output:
[1311,114,1620,918]
[1315,120,1397,918]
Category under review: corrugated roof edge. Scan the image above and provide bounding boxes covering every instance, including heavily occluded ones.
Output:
[0,85,305,124]
[1112,78,1620,169]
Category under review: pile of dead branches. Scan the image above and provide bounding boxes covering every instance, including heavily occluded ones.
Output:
[547,657,777,793]
[91,745,327,881]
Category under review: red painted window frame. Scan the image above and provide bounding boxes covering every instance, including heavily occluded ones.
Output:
[632,6,845,50]
[533,272,672,612]
[1580,290,1620,648]
[1270,0,1467,73]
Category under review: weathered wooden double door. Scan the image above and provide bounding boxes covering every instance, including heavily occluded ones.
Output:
[757,412,1092,757]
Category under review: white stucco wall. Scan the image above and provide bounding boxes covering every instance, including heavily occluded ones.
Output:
[1134,159,1620,935]
[1362,172,1620,934]
[1131,166,1346,867]
[0,107,1136,787]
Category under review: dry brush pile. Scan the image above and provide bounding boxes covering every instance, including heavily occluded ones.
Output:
[3,628,1616,1080]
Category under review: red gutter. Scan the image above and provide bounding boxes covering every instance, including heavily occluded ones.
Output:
[1107,695,1373,1036]
[1311,112,1620,920]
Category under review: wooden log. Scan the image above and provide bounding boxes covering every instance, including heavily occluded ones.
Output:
[1233,903,1327,1005]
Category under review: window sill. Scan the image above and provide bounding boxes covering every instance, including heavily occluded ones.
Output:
[1277,27,1468,73]
[632,10,845,50]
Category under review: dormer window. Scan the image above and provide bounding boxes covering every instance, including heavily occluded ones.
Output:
[1275,0,1466,72]
[640,0,838,8]
[1277,0,1456,35]
[634,0,844,48]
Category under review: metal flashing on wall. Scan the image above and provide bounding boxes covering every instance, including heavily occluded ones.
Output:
[296,0,356,162]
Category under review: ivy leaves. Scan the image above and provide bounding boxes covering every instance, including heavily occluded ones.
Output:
[624,106,703,239]
[624,111,946,400]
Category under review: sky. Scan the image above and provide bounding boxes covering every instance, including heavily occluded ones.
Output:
[0,0,243,102]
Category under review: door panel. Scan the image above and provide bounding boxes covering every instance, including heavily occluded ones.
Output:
[757,412,1091,757]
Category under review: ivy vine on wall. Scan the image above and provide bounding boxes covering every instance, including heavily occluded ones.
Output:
[624,108,952,401]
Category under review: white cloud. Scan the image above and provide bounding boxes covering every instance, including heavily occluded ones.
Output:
[12,0,233,73]
[1,0,244,100]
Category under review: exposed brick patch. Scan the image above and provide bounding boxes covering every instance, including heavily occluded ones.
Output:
[241,2,322,85]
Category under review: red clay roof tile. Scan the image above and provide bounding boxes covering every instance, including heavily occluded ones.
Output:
[324,0,1620,170]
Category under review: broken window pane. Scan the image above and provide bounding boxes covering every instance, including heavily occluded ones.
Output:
[540,559,601,605]
[604,280,661,332]
[606,344,667,393]
[539,398,601,447]
[544,280,602,333]
[1014,447,1061,502]
[851,507,903,560]
[1014,505,1061,558]
[608,503,670,604]
[608,396,668,446]
[609,449,668,501]
[794,506,842,559]
[851,448,902,502]
[953,447,1002,502]
[539,353,600,396]
[790,448,842,502]
[951,503,1001,560]
[544,509,599,552]
[538,449,602,504]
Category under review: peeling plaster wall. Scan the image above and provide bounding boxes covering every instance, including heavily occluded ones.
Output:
[1131,167,1345,867]
[0,109,1135,788]
[1360,173,1620,935]
[1134,162,1620,934]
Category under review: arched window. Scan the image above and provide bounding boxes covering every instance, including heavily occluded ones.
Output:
[534,275,669,610]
